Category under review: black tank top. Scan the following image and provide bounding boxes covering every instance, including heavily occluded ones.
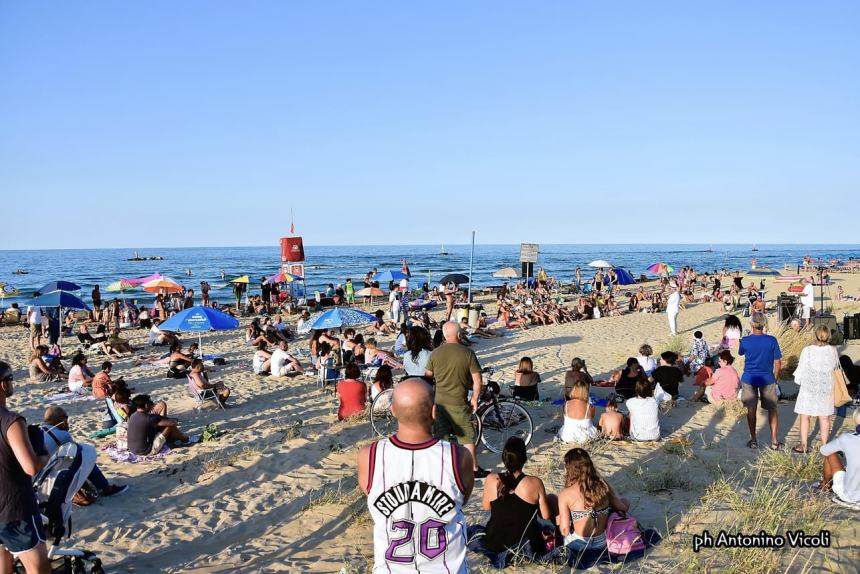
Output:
[0,406,39,522]
[484,474,543,553]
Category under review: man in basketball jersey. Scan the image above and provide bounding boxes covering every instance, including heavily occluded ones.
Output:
[358,378,475,573]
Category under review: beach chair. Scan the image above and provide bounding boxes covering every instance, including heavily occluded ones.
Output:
[186,376,225,410]
[318,358,340,393]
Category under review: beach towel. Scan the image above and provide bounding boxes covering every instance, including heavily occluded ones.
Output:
[593,379,615,387]
[88,427,117,440]
[102,443,171,463]
[44,392,99,405]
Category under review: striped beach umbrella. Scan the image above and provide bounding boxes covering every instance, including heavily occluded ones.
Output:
[646,262,674,274]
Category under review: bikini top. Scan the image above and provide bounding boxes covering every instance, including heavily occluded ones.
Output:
[569,505,611,523]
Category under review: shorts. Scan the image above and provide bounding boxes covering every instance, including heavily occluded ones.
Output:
[832,470,856,504]
[802,305,811,319]
[741,383,778,411]
[0,513,45,555]
[29,322,41,336]
[434,403,476,445]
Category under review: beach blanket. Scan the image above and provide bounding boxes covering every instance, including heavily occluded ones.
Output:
[44,392,98,405]
[102,443,171,463]
[774,275,802,283]
[593,379,615,387]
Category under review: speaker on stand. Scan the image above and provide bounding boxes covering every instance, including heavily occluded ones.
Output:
[777,294,800,324]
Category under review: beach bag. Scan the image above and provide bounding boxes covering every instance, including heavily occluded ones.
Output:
[833,365,851,407]
[605,511,645,555]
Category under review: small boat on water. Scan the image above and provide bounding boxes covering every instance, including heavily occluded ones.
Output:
[12,269,29,275]
[127,250,163,261]
[439,243,449,256]
[752,244,759,252]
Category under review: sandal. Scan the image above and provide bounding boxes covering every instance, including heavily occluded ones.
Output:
[792,445,808,454]
[770,442,784,451]
[747,439,758,449]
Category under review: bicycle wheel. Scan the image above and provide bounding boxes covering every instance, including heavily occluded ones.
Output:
[479,400,533,453]
[471,411,482,447]
[370,389,396,437]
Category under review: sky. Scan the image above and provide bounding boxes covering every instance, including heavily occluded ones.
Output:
[1,1,858,249]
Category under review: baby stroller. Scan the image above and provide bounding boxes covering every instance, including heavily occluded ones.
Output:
[15,442,105,573]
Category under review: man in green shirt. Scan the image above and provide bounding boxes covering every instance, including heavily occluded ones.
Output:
[425,321,487,477]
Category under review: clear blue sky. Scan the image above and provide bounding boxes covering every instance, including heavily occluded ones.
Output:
[2,1,858,249]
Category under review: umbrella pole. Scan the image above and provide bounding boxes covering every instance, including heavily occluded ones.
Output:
[468,231,475,303]
[199,332,203,359]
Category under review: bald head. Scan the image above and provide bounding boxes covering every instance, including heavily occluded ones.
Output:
[392,378,435,429]
[442,321,460,343]
[44,406,67,426]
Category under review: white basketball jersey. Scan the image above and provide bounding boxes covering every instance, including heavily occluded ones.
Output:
[366,435,468,573]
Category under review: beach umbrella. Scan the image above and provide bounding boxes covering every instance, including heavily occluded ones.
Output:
[158,305,239,355]
[373,269,409,283]
[645,262,674,274]
[230,275,250,284]
[0,283,19,299]
[298,307,377,334]
[264,271,298,285]
[588,260,613,269]
[746,268,781,277]
[356,286,385,306]
[38,280,81,293]
[492,267,519,279]
[612,268,636,286]
[126,273,163,286]
[439,273,470,285]
[106,279,136,292]
[142,278,183,294]
[29,290,91,347]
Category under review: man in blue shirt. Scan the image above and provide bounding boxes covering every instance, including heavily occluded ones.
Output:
[738,312,782,449]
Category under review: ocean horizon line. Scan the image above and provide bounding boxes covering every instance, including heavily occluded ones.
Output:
[2,242,859,253]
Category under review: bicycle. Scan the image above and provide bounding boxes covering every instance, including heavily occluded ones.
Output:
[370,368,534,454]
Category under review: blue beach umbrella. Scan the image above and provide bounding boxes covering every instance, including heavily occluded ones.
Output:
[29,290,90,347]
[159,306,240,355]
[372,269,409,283]
[298,307,377,334]
[30,290,90,310]
[38,280,81,293]
[612,268,636,286]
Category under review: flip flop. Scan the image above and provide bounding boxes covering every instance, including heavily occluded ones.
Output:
[792,445,808,454]
[747,439,758,449]
[771,442,784,451]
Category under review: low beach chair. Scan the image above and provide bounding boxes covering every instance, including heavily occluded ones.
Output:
[187,376,225,410]
[318,359,340,394]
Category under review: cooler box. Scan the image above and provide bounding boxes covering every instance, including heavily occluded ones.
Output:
[468,304,483,329]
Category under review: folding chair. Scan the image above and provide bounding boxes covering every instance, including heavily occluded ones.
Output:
[187,376,225,410]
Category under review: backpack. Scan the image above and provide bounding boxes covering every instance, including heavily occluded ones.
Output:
[605,511,645,555]
[32,442,97,542]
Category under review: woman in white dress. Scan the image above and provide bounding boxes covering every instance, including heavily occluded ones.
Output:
[558,379,599,443]
[793,325,839,453]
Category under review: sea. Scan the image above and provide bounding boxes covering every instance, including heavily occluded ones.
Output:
[1,244,858,307]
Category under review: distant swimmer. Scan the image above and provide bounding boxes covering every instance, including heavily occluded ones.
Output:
[220,270,226,280]
[185,268,193,276]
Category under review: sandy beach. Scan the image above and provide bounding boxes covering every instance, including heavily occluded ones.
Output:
[2,271,860,573]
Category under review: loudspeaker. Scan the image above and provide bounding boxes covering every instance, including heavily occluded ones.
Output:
[844,314,860,340]
[813,315,838,334]
[777,294,800,323]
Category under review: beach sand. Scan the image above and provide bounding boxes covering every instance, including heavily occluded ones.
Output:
[3,273,860,573]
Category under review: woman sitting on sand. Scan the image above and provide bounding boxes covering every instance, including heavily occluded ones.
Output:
[636,344,657,376]
[370,365,393,400]
[29,345,64,382]
[364,338,402,370]
[336,363,366,420]
[558,448,630,554]
[166,342,193,377]
[721,314,743,348]
[690,349,739,405]
[189,359,230,404]
[513,357,541,401]
[370,311,396,335]
[613,358,647,400]
[100,328,134,357]
[402,327,432,377]
[68,352,95,394]
[467,437,556,564]
[626,379,660,441]
[558,379,598,444]
[598,401,624,440]
[246,319,275,347]
[253,342,272,375]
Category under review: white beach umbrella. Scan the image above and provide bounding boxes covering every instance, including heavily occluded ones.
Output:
[588,260,613,268]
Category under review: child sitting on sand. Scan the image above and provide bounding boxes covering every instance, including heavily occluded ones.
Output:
[626,379,660,441]
[598,401,624,440]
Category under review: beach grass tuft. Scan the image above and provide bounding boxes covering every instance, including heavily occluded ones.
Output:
[662,335,687,356]
[662,435,694,459]
[201,445,263,474]
[628,464,694,494]
[756,447,822,482]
